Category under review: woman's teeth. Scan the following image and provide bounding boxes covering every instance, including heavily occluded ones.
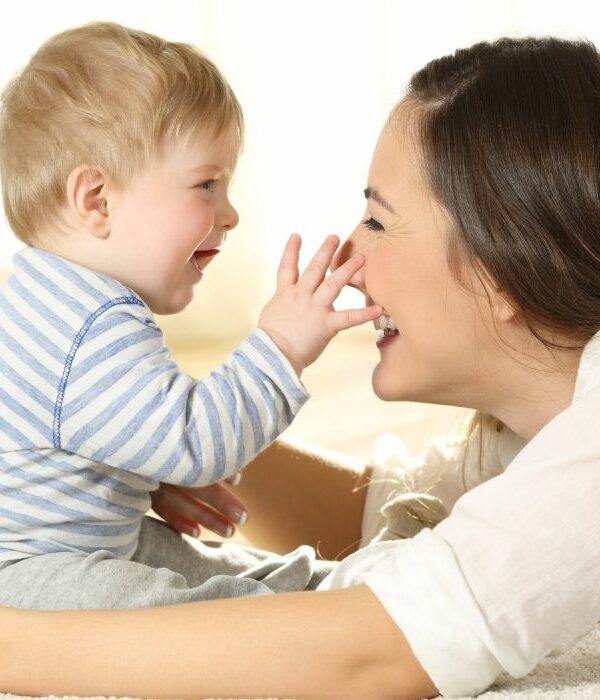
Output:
[374,314,398,331]
[374,314,399,341]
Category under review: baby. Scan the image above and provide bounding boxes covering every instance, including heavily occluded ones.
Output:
[0,22,380,609]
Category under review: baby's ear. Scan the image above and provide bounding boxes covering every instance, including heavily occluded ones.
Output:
[66,165,111,238]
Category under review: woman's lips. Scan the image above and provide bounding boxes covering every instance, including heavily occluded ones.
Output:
[376,329,400,347]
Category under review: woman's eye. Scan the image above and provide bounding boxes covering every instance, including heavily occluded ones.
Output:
[197,179,217,191]
[363,217,384,231]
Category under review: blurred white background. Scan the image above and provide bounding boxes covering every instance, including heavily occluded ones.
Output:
[1,0,599,346]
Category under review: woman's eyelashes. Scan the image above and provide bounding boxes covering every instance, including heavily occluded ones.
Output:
[363,216,384,231]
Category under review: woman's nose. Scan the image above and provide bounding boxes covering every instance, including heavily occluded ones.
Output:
[330,236,367,290]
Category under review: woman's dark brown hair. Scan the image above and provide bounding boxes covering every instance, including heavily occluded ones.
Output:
[404,37,600,470]
[408,38,600,344]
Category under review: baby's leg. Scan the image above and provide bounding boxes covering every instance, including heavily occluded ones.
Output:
[133,515,335,593]
[0,549,265,610]
[0,519,334,611]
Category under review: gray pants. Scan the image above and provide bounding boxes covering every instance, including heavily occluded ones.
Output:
[0,516,336,610]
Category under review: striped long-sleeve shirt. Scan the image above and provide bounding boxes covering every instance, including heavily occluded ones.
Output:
[0,246,308,563]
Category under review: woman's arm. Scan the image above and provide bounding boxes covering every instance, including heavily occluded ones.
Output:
[235,436,372,559]
[1,586,437,700]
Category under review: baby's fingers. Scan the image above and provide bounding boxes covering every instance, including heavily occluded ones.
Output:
[315,253,367,306]
[328,304,383,333]
[276,234,301,288]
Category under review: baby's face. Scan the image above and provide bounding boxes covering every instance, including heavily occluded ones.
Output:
[106,130,239,314]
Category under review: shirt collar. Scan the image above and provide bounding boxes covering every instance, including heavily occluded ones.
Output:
[573,329,600,402]
[10,246,146,317]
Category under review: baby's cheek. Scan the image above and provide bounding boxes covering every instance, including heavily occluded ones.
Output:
[191,208,215,239]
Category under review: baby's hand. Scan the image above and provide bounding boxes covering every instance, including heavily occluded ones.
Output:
[258,234,382,376]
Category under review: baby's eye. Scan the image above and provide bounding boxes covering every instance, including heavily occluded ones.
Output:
[197,179,217,191]
[363,217,384,231]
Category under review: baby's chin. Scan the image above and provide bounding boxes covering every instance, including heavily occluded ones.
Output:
[146,290,194,316]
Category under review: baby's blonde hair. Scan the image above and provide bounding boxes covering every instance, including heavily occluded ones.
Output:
[0,21,244,243]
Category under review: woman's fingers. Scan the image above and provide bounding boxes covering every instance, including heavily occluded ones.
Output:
[161,502,234,539]
[179,482,248,527]
[226,472,243,487]
[151,483,248,539]
[276,234,301,288]
[159,509,202,538]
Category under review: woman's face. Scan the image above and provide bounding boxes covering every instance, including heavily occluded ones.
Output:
[332,106,498,407]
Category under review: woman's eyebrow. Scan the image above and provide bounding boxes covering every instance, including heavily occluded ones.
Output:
[364,187,395,214]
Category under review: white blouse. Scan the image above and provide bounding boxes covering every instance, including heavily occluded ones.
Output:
[318,330,600,697]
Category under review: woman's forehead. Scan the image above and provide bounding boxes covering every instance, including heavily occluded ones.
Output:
[369,109,455,239]
[370,115,428,204]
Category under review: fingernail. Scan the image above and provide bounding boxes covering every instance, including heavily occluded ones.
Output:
[216,522,234,538]
[225,506,248,526]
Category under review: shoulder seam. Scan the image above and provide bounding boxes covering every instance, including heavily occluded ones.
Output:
[52,296,145,448]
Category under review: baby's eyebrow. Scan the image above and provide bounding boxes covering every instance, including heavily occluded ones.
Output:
[364,187,395,214]
[189,164,222,173]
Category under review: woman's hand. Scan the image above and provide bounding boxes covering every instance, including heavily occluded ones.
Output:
[150,478,248,539]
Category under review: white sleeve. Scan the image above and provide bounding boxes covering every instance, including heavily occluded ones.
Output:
[58,303,308,486]
[320,385,600,697]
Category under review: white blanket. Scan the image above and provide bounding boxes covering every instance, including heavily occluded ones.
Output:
[1,623,599,700]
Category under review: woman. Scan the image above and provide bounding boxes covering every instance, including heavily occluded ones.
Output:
[2,35,600,699]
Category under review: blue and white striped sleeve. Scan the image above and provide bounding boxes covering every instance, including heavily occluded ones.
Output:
[56,303,309,486]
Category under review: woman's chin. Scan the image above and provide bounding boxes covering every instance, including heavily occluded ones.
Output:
[371,360,428,402]
[371,367,403,402]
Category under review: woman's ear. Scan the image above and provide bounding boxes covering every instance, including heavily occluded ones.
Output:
[66,165,111,239]
[477,262,520,324]
[492,291,519,323]
[486,276,520,324]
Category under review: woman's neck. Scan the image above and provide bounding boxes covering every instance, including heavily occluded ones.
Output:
[479,342,582,442]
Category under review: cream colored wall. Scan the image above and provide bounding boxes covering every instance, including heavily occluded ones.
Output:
[5,2,597,345]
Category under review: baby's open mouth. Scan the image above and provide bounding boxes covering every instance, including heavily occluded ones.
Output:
[192,249,220,272]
